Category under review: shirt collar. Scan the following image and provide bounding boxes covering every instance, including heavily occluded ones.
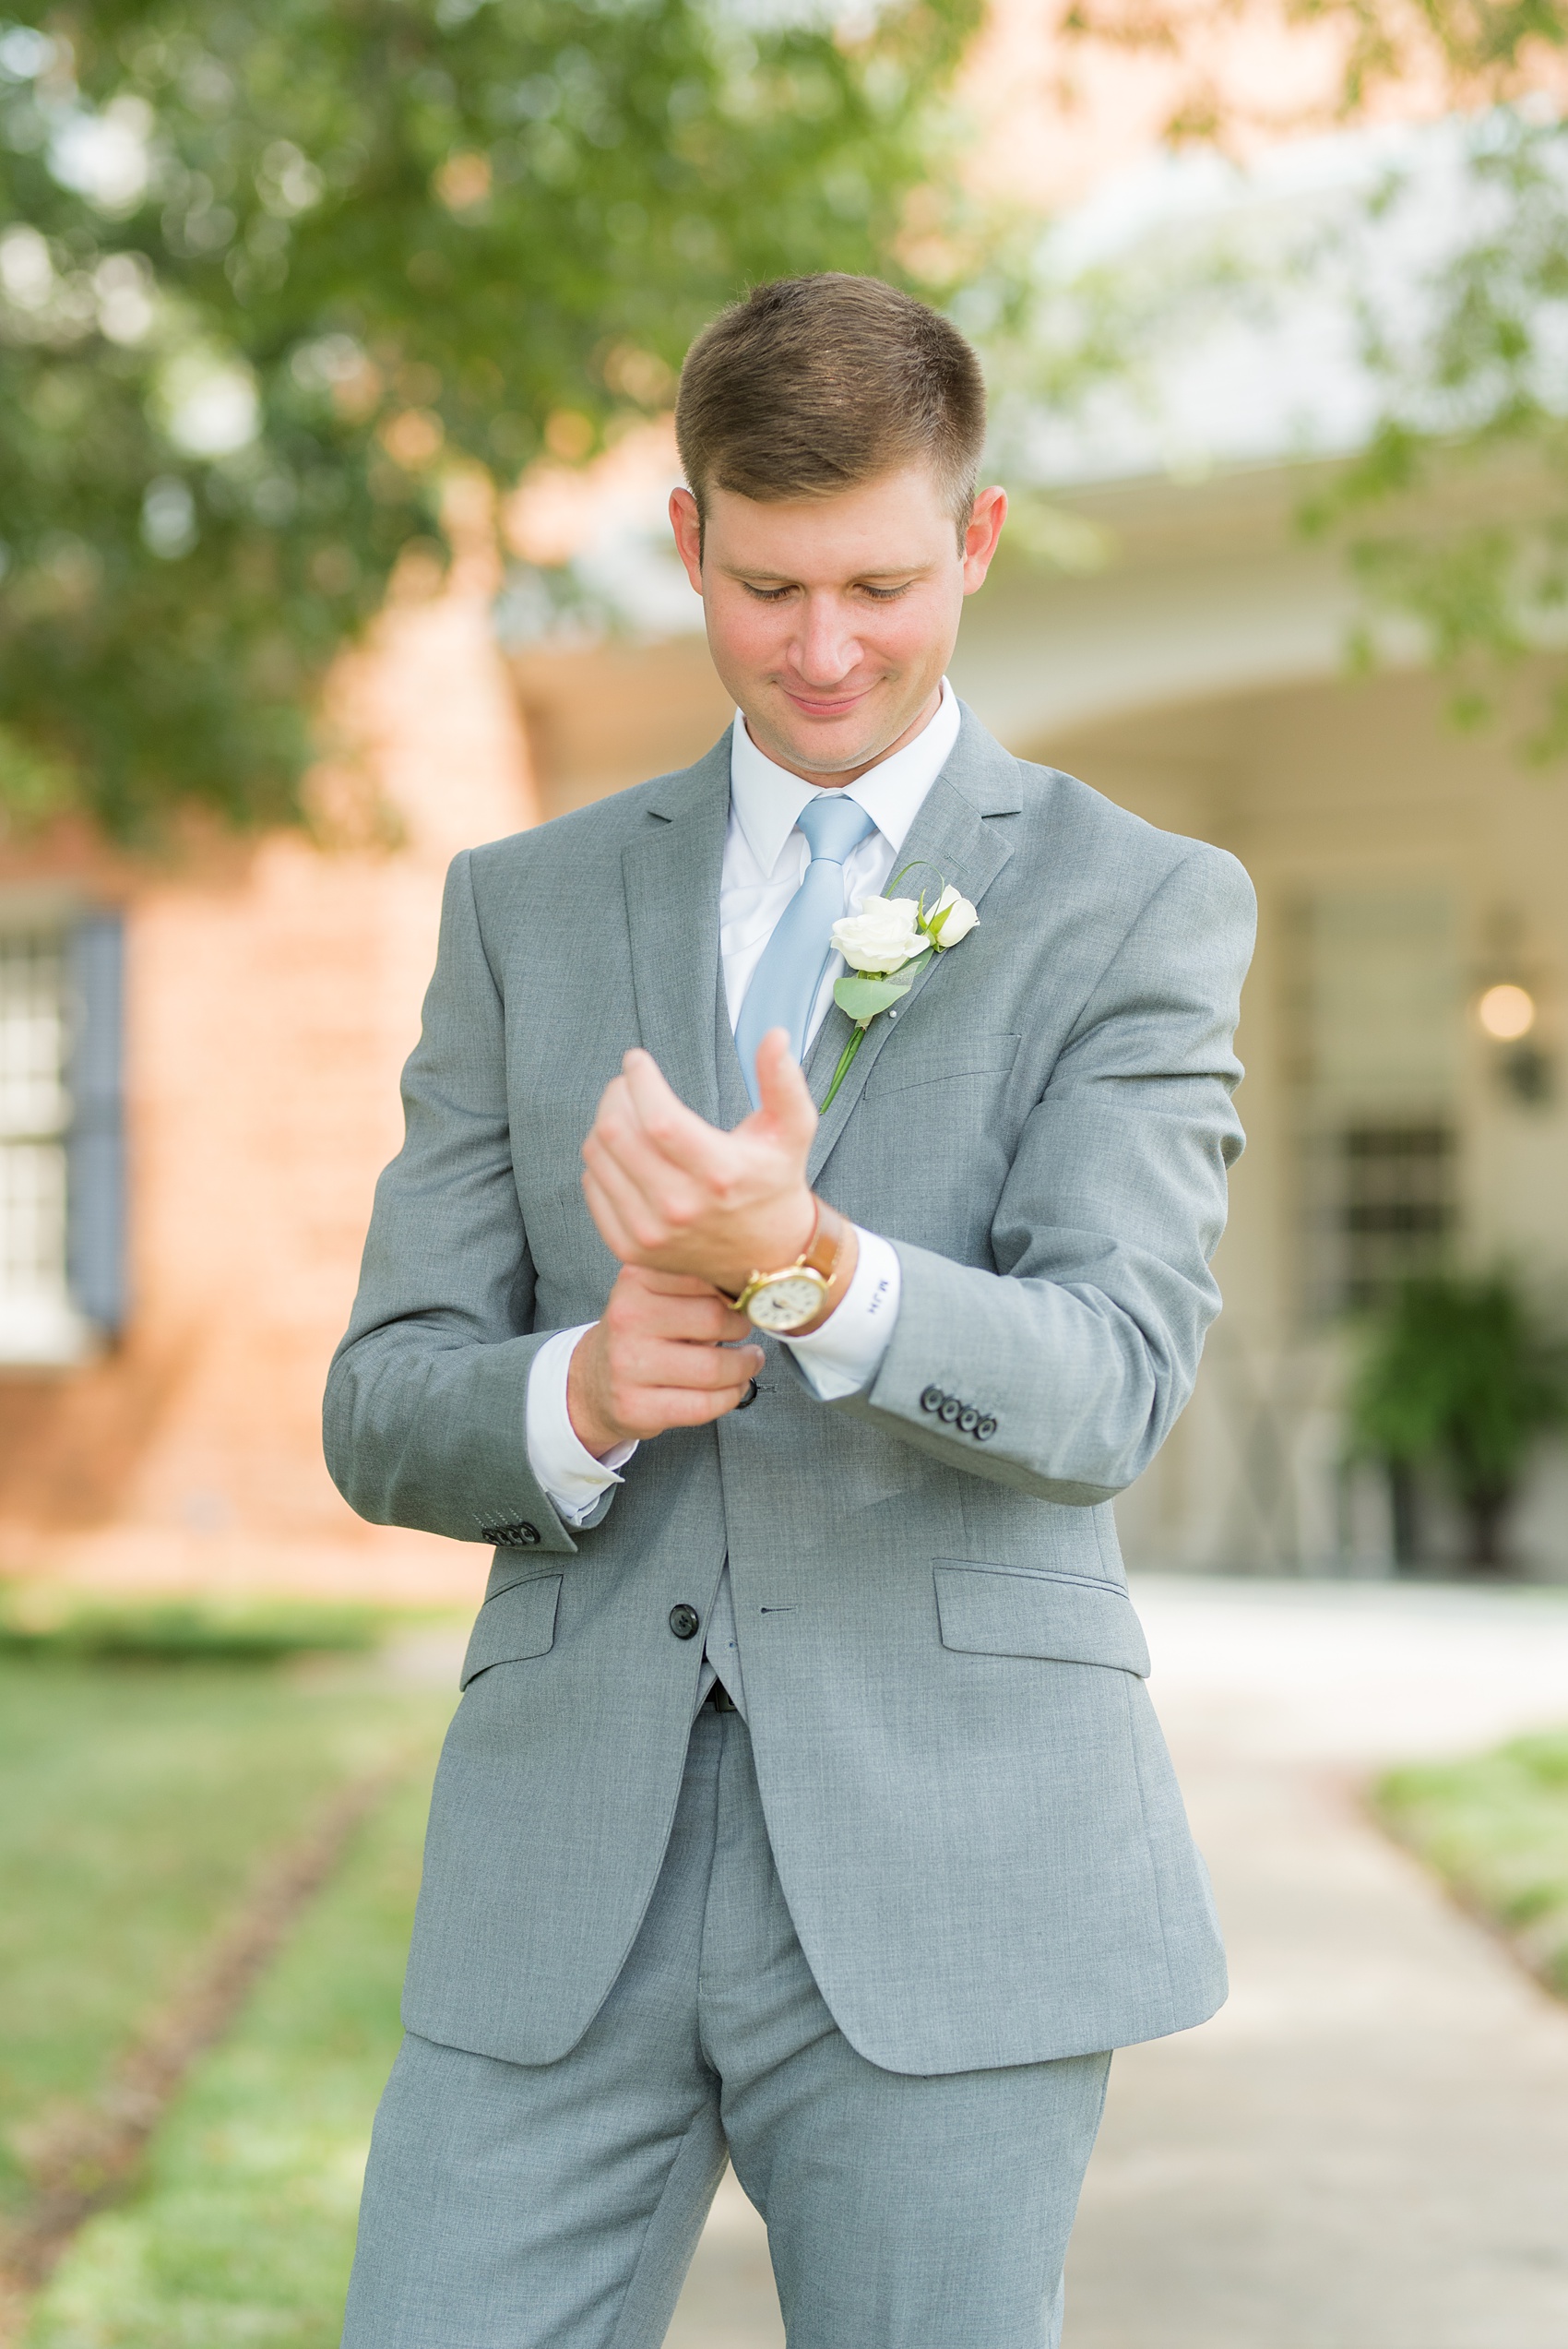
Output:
[728,679,960,882]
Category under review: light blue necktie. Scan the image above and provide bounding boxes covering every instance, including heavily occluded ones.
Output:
[734,793,877,1109]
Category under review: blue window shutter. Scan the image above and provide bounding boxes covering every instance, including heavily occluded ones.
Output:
[67,912,126,1334]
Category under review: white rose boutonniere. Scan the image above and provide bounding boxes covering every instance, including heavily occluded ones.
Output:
[832,896,926,974]
[821,869,980,1110]
[926,883,979,947]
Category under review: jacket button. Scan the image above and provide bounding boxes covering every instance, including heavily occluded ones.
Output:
[669,1604,701,1640]
[482,1521,540,1548]
[734,1378,759,1411]
[976,1416,997,1442]
[920,1385,944,1413]
[939,1396,961,1425]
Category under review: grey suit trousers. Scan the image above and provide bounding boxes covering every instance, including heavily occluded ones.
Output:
[342,1707,1111,2349]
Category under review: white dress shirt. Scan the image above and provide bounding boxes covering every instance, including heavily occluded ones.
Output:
[524,680,961,1532]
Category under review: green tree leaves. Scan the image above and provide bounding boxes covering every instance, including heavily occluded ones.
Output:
[1060,0,1568,753]
[0,0,978,833]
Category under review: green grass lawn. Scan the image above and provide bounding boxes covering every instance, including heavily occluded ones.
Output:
[0,1647,451,2239]
[23,1767,437,2347]
[1375,1728,1568,1997]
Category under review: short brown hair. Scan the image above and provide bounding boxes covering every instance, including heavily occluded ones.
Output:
[675,275,986,539]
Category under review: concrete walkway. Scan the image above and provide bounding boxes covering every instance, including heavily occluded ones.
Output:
[664,1577,1568,2349]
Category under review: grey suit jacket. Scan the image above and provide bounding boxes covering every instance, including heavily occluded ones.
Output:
[325,705,1255,2075]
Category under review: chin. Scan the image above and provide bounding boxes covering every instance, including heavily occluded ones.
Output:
[788,736,876,779]
[768,704,896,776]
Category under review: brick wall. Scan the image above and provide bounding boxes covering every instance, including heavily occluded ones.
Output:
[0,569,539,1604]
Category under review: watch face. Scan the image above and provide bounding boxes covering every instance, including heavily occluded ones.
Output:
[745,1272,827,1333]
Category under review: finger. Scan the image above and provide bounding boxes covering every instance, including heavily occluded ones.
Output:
[581,1166,640,1263]
[626,1379,758,1433]
[589,1075,703,1209]
[582,1166,697,1276]
[619,1048,736,1185]
[587,1073,638,1156]
[647,1296,755,1343]
[581,1142,676,1259]
[624,1291,752,1341]
[584,1079,647,1172]
[619,1047,695,1127]
[631,1338,765,1391]
[606,1276,752,1344]
[617,1266,748,1319]
[749,1028,819,1154]
[585,1105,712,1237]
[617,1266,722,1299]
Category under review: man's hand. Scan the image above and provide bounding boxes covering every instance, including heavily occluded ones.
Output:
[581,1028,821,1297]
[567,1265,765,1458]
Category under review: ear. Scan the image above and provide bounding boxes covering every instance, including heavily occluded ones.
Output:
[961,486,1008,594]
[669,487,705,593]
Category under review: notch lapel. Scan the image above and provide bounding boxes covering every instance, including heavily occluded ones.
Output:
[621,742,731,1129]
[805,716,1021,1185]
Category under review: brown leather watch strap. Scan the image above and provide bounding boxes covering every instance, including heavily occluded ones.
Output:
[725,1198,849,1319]
[802,1198,849,1293]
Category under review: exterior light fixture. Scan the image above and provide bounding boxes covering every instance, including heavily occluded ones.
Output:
[1477,983,1536,1042]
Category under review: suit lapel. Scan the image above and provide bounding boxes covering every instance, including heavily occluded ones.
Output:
[805,711,1021,1185]
[618,709,1022,1170]
[622,740,731,1128]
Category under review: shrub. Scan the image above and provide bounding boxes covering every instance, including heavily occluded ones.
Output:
[1348,1271,1568,1570]
[0,1590,383,1663]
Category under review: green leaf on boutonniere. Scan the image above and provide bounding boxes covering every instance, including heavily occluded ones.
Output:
[822,950,933,1111]
[840,958,924,1024]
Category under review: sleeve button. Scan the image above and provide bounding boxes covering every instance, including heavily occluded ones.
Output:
[958,1406,979,1434]
[939,1396,961,1425]
[482,1521,540,1548]
[920,1385,944,1413]
[669,1604,701,1641]
[975,1416,997,1442]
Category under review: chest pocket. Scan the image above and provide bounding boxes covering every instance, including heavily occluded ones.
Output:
[863,1031,1020,1099]
[459,1574,563,1689]
[934,1562,1150,1676]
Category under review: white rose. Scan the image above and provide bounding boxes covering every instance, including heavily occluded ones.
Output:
[929,884,979,948]
[831,896,927,973]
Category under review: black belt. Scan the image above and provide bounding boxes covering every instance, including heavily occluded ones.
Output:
[704,1682,740,1714]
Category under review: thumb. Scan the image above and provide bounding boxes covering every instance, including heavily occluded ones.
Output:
[752,1027,818,1151]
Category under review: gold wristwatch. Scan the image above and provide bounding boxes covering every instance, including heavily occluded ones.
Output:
[731,1200,849,1335]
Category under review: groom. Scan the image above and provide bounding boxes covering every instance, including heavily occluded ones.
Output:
[327,273,1254,2348]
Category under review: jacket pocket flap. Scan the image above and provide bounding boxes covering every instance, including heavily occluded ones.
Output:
[864,1032,1020,1099]
[934,1563,1150,1675]
[459,1574,563,1688]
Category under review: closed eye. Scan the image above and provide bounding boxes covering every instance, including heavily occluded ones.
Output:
[737,579,918,603]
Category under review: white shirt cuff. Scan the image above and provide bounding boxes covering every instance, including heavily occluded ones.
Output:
[784,1227,901,1401]
[525,1325,637,1528]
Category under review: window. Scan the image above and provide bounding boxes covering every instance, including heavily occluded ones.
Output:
[0,910,125,1364]
[1285,888,1460,1318]
[1313,1121,1457,1314]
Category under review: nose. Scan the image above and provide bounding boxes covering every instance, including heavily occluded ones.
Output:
[789,592,860,689]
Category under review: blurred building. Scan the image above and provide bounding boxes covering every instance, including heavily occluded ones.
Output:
[959,466,1568,1578]
[4,440,1564,1595]
[0,572,537,1602]
[510,447,1568,1582]
[3,99,1564,1595]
